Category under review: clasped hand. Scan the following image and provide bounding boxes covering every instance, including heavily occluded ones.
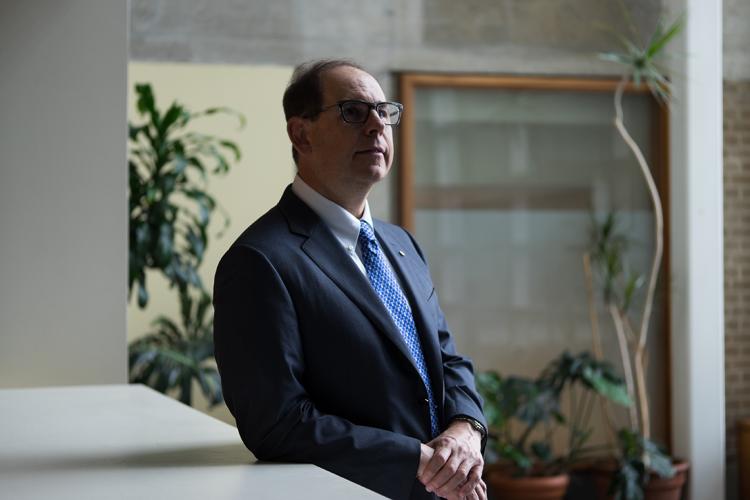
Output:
[417,421,486,500]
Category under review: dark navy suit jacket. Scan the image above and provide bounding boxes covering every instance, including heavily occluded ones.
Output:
[213,186,485,499]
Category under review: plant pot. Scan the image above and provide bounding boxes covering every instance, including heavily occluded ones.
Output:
[485,464,570,500]
[589,460,689,500]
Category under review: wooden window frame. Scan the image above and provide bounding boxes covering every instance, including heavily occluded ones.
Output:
[397,72,673,450]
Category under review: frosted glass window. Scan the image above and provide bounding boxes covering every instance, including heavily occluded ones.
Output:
[399,77,669,444]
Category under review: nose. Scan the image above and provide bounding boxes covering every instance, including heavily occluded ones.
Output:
[363,107,386,136]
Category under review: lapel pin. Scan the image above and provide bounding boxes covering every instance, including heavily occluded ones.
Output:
[399,250,406,256]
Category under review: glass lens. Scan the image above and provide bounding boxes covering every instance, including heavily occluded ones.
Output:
[338,101,401,124]
[378,103,401,125]
[340,101,369,123]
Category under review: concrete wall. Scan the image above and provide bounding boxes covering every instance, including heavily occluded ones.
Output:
[0,1,128,387]
[129,0,663,221]
[725,0,750,81]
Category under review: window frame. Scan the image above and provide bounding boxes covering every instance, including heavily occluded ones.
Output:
[396,72,673,450]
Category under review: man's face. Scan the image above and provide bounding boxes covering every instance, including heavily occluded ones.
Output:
[301,66,394,198]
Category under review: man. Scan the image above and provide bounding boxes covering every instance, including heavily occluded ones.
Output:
[213,59,487,500]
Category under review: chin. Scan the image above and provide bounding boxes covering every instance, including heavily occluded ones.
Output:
[353,159,391,182]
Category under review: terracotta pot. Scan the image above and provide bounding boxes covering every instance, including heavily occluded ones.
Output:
[484,464,570,500]
[589,460,689,500]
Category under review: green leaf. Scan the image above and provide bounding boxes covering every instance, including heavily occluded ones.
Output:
[158,102,184,138]
[646,16,683,60]
[598,52,632,65]
[135,83,156,117]
[192,107,247,129]
[137,279,148,308]
[219,140,241,161]
[499,443,533,473]
[622,273,645,311]
[643,438,675,478]
[156,223,174,264]
[129,124,144,141]
[531,441,552,462]
[173,154,187,176]
[613,461,644,500]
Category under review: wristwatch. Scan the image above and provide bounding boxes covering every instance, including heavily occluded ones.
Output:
[450,415,487,445]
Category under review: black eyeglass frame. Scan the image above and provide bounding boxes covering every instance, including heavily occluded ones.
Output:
[313,99,404,126]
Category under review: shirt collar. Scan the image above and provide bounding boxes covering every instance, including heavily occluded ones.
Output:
[291,174,374,250]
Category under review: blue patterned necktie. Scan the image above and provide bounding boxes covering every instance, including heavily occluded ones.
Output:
[358,220,439,438]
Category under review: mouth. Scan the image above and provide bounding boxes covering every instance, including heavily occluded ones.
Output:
[355,146,386,156]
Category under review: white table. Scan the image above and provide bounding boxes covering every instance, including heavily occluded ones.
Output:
[0,384,384,499]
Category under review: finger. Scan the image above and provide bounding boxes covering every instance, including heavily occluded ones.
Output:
[478,480,487,500]
[435,462,473,497]
[427,456,464,494]
[419,446,451,485]
[457,464,483,496]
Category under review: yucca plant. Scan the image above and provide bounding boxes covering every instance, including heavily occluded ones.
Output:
[129,289,222,407]
[582,5,684,499]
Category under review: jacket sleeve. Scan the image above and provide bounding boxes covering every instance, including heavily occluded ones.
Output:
[402,229,488,450]
[435,300,488,452]
[213,244,422,499]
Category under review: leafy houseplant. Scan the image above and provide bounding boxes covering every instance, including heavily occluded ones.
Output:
[582,7,687,499]
[129,288,222,406]
[476,351,631,500]
[585,215,686,500]
[128,83,243,308]
[128,83,243,406]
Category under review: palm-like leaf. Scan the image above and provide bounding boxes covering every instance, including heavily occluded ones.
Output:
[129,290,222,407]
[609,428,675,500]
[598,16,683,104]
[128,83,244,308]
[589,213,645,315]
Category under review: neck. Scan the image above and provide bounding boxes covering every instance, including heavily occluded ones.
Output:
[298,171,369,218]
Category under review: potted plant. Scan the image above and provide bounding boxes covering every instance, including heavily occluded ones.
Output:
[581,8,688,498]
[128,83,244,406]
[476,351,631,500]
[584,215,688,500]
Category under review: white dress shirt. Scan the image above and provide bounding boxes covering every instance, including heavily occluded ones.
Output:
[292,174,375,276]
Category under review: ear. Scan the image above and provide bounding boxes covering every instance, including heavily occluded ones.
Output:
[287,117,312,157]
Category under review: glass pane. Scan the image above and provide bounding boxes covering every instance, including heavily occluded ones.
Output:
[411,85,667,444]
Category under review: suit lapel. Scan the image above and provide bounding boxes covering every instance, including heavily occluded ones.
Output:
[377,228,446,417]
[278,187,422,377]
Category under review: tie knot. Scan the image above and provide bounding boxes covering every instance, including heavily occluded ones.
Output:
[359,220,376,243]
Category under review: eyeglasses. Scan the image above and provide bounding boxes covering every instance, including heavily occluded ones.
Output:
[316,100,404,126]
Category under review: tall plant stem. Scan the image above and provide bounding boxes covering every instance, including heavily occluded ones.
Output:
[609,303,638,431]
[583,252,619,443]
[583,253,604,359]
[613,75,664,441]
[634,346,651,441]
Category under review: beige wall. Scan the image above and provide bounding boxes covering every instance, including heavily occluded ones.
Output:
[127,62,294,421]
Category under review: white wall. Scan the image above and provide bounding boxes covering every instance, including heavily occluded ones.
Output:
[0,1,128,387]
[667,0,726,498]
